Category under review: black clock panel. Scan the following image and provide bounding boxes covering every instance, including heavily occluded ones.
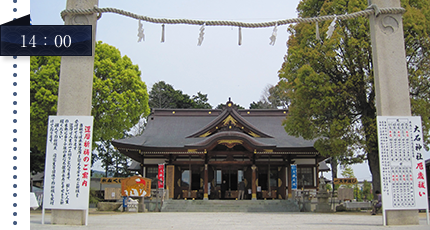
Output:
[1,25,92,56]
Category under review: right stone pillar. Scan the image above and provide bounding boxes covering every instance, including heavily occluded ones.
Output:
[369,0,418,225]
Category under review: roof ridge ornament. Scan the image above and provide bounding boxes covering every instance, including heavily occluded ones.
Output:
[186,100,273,138]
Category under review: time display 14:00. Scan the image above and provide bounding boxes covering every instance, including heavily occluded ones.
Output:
[1,25,92,56]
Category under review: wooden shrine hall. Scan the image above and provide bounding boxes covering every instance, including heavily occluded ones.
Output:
[112,99,326,200]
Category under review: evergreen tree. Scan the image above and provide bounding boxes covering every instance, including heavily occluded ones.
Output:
[278,0,430,194]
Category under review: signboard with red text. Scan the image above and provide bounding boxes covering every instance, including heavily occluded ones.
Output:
[42,116,94,210]
[377,116,428,210]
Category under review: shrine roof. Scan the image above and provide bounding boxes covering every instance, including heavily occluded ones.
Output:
[112,104,316,152]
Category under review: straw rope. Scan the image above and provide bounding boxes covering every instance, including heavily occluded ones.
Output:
[60,5,405,28]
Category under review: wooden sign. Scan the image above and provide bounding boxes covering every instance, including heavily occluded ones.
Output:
[333,178,357,185]
[121,175,151,197]
[100,177,124,184]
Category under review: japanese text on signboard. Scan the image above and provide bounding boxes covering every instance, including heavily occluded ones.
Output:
[43,116,94,210]
[377,116,428,210]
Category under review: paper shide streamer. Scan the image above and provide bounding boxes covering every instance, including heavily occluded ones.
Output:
[197,23,206,46]
[137,20,144,42]
[161,24,165,43]
[326,16,337,39]
[269,23,278,46]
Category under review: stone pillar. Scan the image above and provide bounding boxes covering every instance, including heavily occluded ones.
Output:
[57,0,99,116]
[203,164,209,200]
[370,0,411,116]
[52,0,99,226]
[251,165,257,200]
[369,0,417,225]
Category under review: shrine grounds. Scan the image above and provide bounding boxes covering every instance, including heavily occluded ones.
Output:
[30,209,429,230]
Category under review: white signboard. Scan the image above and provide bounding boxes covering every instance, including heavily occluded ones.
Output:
[377,116,428,210]
[42,116,94,210]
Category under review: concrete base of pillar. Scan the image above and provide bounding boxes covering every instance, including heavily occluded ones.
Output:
[51,209,86,225]
[138,197,148,212]
[386,210,419,225]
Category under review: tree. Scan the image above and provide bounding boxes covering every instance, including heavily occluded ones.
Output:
[249,84,290,109]
[30,56,61,173]
[278,0,430,195]
[96,139,132,177]
[30,41,150,174]
[149,81,212,109]
[192,92,212,109]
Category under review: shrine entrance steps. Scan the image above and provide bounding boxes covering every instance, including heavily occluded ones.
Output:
[161,200,300,212]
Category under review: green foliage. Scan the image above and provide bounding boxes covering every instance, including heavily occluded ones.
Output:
[149,81,212,109]
[249,100,274,109]
[249,84,290,109]
[340,165,355,178]
[278,0,430,193]
[192,92,212,109]
[96,139,133,177]
[89,189,102,205]
[92,41,150,142]
[30,56,61,149]
[325,183,332,191]
[362,180,373,201]
[30,41,150,174]
[340,165,355,188]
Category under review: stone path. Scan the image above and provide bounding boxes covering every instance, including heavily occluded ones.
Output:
[30,211,429,230]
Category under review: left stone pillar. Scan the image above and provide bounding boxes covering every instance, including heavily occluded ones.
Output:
[57,0,98,116]
[52,0,99,225]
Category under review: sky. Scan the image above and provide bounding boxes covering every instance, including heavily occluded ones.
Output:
[32,0,302,108]
[29,0,430,181]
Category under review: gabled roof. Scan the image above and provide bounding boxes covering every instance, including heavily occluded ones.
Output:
[187,102,272,138]
[112,100,317,155]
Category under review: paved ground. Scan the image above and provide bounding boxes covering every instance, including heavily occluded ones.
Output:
[30,210,430,230]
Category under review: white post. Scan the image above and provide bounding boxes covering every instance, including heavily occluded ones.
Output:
[369,0,418,225]
[51,0,99,225]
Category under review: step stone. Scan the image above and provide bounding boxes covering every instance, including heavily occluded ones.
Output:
[161,200,300,212]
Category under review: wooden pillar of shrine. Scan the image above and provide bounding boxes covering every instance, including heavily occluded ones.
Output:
[315,156,319,189]
[166,165,175,200]
[287,159,292,199]
[203,164,209,200]
[279,166,287,199]
[251,165,257,200]
[140,153,145,177]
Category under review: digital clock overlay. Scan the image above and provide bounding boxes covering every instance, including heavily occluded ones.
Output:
[1,25,92,56]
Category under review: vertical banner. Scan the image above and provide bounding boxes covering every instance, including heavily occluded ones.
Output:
[377,116,428,210]
[158,163,165,189]
[291,164,297,190]
[42,116,94,210]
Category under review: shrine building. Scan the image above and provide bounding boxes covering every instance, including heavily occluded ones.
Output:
[112,99,326,200]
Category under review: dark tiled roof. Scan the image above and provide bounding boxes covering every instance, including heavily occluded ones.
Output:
[112,107,316,151]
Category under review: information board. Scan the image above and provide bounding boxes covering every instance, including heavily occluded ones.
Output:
[377,116,428,210]
[42,116,94,210]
